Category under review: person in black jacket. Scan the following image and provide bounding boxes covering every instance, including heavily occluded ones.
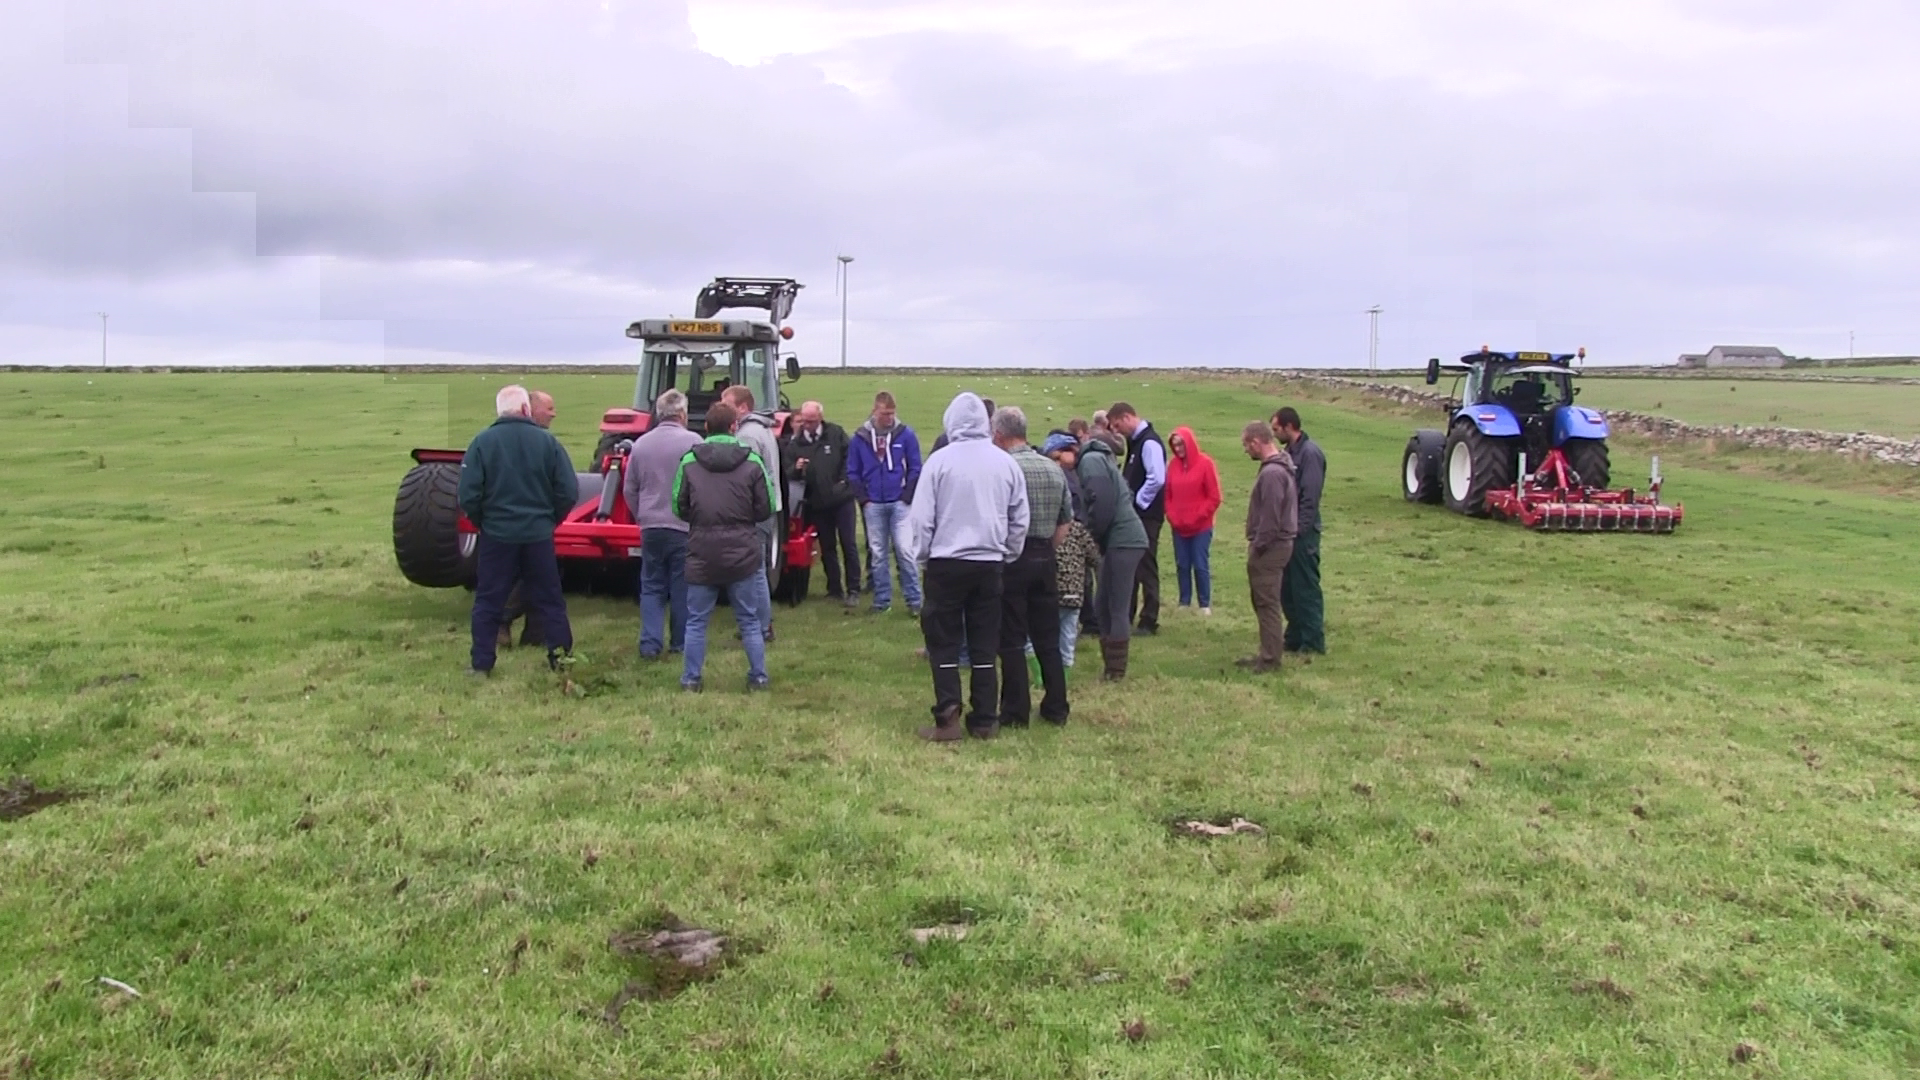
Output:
[673,402,776,692]
[1106,402,1167,634]
[458,385,579,676]
[1271,407,1328,655]
[782,401,861,606]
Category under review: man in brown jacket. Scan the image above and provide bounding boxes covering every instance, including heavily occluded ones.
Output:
[1238,421,1298,674]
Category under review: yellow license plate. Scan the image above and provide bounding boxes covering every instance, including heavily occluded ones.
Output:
[1515,351,1551,361]
[668,320,725,336]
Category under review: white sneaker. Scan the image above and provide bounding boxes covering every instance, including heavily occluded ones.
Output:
[1199,607,1212,616]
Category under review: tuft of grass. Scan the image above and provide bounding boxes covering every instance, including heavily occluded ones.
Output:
[2,370,1919,1077]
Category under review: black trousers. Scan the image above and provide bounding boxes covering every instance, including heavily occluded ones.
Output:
[809,500,862,597]
[1130,513,1164,631]
[471,535,572,671]
[920,558,1003,728]
[999,538,1068,725]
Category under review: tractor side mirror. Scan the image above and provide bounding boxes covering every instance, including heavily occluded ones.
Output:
[1424,357,1441,385]
[784,355,801,382]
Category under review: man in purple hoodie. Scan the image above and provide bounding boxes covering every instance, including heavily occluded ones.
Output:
[849,390,924,615]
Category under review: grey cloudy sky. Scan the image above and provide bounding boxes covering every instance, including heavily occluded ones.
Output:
[2,0,1915,368]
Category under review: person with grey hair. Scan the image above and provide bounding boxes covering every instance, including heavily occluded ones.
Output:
[458,384,579,676]
[782,400,860,605]
[991,405,1073,726]
[623,388,702,658]
[499,387,559,648]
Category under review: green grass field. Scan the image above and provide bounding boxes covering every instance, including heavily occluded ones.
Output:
[5,370,1920,1079]
[1363,372,1920,438]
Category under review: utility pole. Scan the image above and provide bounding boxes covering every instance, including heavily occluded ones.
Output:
[1366,305,1382,372]
[96,311,108,368]
[836,254,854,369]
[1849,330,1855,358]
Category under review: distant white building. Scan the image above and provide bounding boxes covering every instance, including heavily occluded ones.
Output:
[1677,345,1792,369]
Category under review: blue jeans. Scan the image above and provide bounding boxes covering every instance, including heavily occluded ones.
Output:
[1026,605,1079,666]
[1172,528,1213,608]
[755,519,777,636]
[684,575,770,687]
[638,528,689,656]
[863,501,922,610]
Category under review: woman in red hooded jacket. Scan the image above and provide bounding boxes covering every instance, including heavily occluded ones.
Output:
[1164,425,1223,614]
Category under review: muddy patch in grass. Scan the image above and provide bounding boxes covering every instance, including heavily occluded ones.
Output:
[596,910,739,1029]
[1169,813,1267,838]
[1,776,77,821]
[901,897,989,964]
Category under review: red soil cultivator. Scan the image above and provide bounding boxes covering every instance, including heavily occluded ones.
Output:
[1484,447,1682,532]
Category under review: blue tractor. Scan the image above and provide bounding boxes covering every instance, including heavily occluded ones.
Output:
[1400,349,1678,531]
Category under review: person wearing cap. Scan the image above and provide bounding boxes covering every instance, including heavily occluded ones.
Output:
[1043,431,1099,668]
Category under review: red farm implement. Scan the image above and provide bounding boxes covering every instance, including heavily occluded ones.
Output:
[392,277,805,592]
[1483,447,1682,533]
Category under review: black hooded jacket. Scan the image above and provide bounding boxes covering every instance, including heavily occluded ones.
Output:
[672,436,774,585]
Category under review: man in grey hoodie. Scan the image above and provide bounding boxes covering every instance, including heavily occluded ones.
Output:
[902,393,1031,742]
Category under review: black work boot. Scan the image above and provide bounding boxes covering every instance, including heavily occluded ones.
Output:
[917,702,965,742]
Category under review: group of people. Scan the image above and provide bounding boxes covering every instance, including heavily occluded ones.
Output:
[454,383,1328,735]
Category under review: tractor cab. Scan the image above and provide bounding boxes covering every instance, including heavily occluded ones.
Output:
[626,319,795,427]
[591,277,806,469]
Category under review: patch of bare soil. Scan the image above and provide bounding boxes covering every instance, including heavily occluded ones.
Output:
[597,912,733,1029]
[1172,815,1266,838]
[1,777,77,822]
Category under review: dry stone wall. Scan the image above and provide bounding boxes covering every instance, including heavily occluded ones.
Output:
[1295,375,1920,468]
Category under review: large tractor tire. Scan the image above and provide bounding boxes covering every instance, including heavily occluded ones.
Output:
[1562,437,1611,490]
[1401,430,1444,504]
[588,432,627,473]
[393,462,477,587]
[1442,424,1515,517]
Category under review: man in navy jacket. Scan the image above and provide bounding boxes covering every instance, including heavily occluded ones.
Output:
[849,390,924,615]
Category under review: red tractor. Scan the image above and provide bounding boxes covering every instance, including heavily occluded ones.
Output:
[392,277,806,593]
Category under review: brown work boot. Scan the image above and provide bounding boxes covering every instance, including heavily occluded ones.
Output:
[1234,655,1282,673]
[496,624,514,650]
[1101,639,1128,682]
[917,702,965,742]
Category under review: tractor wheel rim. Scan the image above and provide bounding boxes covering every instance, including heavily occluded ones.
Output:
[1448,441,1473,500]
[1404,453,1421,495]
